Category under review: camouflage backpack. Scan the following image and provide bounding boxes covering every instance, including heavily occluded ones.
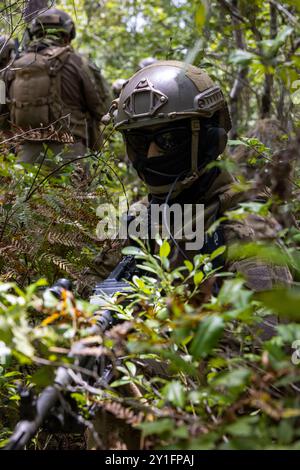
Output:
[8,46,71,130]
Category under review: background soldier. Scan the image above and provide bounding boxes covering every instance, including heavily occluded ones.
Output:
[5,8,111,166]
[112,78,127,99]
[111,57,158,98]
[137,56,158,70]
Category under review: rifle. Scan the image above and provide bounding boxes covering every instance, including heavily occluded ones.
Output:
[4,255,136,450]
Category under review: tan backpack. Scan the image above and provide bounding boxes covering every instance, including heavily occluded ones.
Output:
[8,46,71,130]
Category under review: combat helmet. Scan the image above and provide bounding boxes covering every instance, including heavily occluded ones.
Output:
[109,61,231,196]
[0,35,15,67]
[28,8,76,41]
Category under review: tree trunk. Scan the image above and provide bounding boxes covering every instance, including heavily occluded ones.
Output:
[260,2,277,118]
[229,0,248,140]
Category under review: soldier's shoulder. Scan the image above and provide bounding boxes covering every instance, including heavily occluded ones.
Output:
[71,50,102,73]
[63,47,83,65]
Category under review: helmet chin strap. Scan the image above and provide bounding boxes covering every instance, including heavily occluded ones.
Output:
[156,118,201,196]
[190,119,200,175]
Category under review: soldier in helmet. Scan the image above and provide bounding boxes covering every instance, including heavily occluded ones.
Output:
[5,8,111,167]
[85,61,293,449]
[90,61,292,296]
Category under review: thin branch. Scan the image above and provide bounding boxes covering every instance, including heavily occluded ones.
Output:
[269,0,298,26]
[218,0,247,23]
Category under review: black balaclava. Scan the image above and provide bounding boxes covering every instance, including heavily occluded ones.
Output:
[127,118,228,201]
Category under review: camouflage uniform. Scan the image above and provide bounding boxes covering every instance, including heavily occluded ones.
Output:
[82,168,292,297]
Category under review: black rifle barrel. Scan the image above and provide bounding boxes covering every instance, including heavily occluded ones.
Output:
[4,384,62,450]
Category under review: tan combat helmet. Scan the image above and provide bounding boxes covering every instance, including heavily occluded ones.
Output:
[28,8,76,41]
[113,61,231,130]
[108,61,231,193]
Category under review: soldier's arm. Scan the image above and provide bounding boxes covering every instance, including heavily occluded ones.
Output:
[80,56,112,120]
[223,213,293,291]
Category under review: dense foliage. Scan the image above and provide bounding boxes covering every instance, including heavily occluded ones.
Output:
[0,0,300,450]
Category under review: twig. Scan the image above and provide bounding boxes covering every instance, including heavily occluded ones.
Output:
[269,0,298,26]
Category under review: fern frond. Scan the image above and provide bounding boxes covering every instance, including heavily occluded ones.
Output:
[47,231,83,248]
[101,400,144,427]
[40,253,79,278]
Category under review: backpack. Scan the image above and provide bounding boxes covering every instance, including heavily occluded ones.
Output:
[8,46,71,130]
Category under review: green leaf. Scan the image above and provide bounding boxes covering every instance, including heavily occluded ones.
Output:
[227,242,288,266]
[257,288,300,320]
[276,324,300,343]
[276,26,294,45]
[122,246,144,256]
[218,278,251,308]
[3,371,21,379]
[227,139,248,147]
[229,49,257,66]
[137,418,174,437]
[184,260,194,272]
[291,80,300,105]
[159,240,171,258]
[125,361,137,376]
[32,366,54,388]
[277,419,294,445]
[193,270,204,286]
[260,26,293,59]
[190,315,224,359]
[195,2,206,31]
[163,380,186,408]
[136,264,159,274]
[210,245,226,261]
[212,368,251,389]
[226,416,258,437]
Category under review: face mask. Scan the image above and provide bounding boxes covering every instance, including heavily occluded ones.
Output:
[124,121,227,198]
[132,140,192,187]
[124,122,192,187]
